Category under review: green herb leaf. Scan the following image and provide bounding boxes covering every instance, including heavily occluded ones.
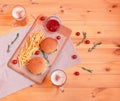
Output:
[41,50,49,63]
[81,67,93,73]
[7,45,10,53]
[7,33,19,53]
[52,49,57,53]
[76,32,87,46]
[11,33,19,44]
[48,65,51,68]
[88,42,102,52]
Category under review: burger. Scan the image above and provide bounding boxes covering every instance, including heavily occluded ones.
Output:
[27,57,47,75]
[40,37,58,54]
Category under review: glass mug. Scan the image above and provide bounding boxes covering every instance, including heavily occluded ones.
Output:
[43,15,62,33]
[50,69,67,92]
[12,5,27,26]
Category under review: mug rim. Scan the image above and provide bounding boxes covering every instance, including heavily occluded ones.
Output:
[50,69,67,87]
[12,5,26,21]
[43,15,62,33]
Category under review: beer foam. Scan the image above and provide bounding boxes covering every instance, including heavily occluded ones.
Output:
[51,70,66,86]
[12,6,26,20]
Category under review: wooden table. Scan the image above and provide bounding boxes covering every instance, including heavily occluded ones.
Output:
[0,0,120,101]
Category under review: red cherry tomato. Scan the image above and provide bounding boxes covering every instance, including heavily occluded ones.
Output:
[12,60,17,64]
[35,50,40,55]
[74,71,80,76]
[40,16,45,21]
[72,55,77,59]
[75,32,80,36]
[56,36,61,40]
[84,40,90,44]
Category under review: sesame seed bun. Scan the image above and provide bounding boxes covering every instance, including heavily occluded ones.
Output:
[27,57,47,75]
[40,37,58,54]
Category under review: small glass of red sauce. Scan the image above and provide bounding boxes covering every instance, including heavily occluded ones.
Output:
[44,15,61,33]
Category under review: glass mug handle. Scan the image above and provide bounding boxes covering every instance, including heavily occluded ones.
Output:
[50,69,67,93]
[59,86,64,92]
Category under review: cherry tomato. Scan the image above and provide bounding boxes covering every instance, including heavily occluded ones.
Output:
[72,55,77,59]
[74,71,80,76]
[84,40,90,44]
[56,36,61,40]
[12,60,17,64]
[35,50,40,55]
[40,16,45,21]
[75,32,80,36]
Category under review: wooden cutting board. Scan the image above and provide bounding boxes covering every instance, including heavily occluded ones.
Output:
[7,15,72,84]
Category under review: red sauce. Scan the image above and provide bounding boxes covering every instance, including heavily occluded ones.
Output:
[46,19,60,32]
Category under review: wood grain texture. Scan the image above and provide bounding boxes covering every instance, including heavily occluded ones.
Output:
[0,0,120,101]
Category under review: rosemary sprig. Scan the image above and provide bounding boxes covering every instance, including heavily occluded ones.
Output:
[81,67,93,73]
[11,33,19,44]
[88,42,102,52]
[76,32,87,46]
[53,49,57,53]
[7,45,11,53]
[41,50,49,63]
[7,33,19,53]
[116,44,120,48]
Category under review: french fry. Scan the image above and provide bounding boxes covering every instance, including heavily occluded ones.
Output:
[18,31,44,66]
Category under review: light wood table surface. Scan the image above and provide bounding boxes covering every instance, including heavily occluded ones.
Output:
[0,0,120,101]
